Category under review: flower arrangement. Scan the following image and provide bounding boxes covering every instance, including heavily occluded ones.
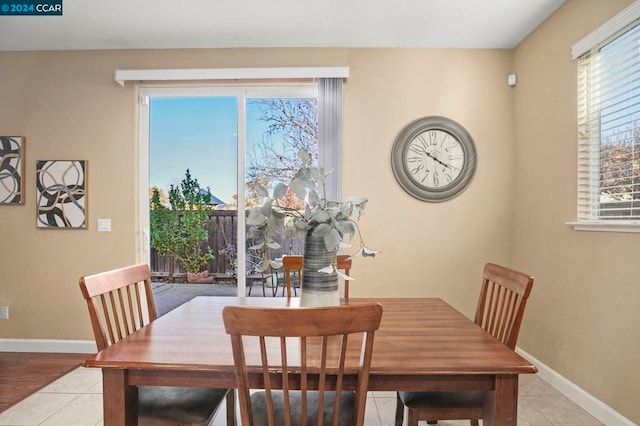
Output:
[217,243,238,276]
[247,149,378,276]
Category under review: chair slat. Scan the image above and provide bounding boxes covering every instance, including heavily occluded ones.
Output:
[332,333,348,425]
[301,336,308,426]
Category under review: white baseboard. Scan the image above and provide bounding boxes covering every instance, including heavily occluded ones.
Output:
[0,338,97,353]
[516,347,635,426]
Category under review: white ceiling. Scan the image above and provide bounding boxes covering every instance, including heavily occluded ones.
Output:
[0,0,566,51]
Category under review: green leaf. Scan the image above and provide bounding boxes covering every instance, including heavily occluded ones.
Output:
[336,220,356,235]
[312,223,332,236]
[290,180,307,199]
[260,200,273,217]
[311,209,331,223]
[323,228,342,252]
[247,208,267,226]
[273,183,287,199]
[256,184,269,198]
[308,189,319,206]
[266,240,282,249]
[345,196,367,207]
[340,202,354,217]
[310,167,320,180]
[294,217,309,230]
[268,214,285,234]
[268,259,283,269]
[297,148,310,163]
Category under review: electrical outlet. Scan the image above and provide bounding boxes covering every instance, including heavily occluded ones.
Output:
[0,306,8,320]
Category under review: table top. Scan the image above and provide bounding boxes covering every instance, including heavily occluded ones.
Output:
[83,296,536,378]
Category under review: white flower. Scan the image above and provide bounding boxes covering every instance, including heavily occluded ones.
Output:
[350,243,380,259]
[318,264,355,281]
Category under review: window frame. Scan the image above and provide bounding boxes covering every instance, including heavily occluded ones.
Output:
[568,2,640,233]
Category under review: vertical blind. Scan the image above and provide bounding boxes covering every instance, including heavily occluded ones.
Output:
[318,78,343,202]
[576,20,640,221]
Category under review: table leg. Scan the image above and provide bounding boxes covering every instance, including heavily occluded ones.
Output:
[102,369,138,426]
[483,374,518,426]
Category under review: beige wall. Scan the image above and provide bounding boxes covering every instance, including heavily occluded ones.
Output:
[1,2,637,422]
[0,46,515,342]
[513,0,640,423]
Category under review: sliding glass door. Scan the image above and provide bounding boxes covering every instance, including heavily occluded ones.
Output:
[139,85,318,295]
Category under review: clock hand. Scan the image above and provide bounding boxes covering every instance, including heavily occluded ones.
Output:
[424,151,453,169]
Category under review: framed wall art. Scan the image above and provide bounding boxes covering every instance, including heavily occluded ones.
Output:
[0,136,25,205]
[36,160,87,229]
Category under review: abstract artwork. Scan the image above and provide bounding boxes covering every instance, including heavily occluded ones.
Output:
[36,160,87,229]
[0,136,25,205]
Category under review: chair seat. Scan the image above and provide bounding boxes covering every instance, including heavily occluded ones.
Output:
[139,386,229,423]
[250,390,356,426]
[399,390,485,409]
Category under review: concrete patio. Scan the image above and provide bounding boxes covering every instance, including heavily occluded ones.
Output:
[152,281,285,316]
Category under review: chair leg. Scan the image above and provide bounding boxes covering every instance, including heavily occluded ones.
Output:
[226,390,236,426]
[394,393,405,426]
[470,420,479,426]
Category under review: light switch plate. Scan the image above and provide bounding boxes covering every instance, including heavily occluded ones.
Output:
[97,218,111,232]
[0,306,9,320]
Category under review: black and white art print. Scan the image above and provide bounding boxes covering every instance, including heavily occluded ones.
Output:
[0,136,25,205]
[36,160,87,229]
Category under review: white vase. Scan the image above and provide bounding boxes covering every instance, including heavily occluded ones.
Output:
[300,288,340,307]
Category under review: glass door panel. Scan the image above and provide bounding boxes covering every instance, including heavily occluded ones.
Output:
[149,96,238,288]
[144,85,317,297]
[244,96,318,296]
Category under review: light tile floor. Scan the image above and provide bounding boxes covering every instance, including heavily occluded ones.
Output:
[0,368,603,425]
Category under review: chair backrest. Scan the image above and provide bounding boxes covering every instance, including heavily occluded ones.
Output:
[223,303,383,426]
[282,255,353,299]
[282,255,303,298]
[474,263,534,350]
[79,263,156,351]
[336,255,352,299]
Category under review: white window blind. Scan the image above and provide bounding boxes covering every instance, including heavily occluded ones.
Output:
[576,19,640,224]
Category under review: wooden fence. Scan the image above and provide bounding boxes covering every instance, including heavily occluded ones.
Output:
[150,210,304,279]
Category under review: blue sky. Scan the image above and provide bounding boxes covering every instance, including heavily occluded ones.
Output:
[149,97,269,204]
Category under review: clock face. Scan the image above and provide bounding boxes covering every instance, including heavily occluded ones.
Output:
[391,116,477,202]
[404,129,465,190]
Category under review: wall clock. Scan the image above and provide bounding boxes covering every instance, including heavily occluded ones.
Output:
[391,116,477,202]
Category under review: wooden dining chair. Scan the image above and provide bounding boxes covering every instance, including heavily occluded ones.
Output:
[281,254,353,299]
[395,262,534,426]
[223,303,383,426]
[79,263,236,426]
[336,255,353,299]
[281,255,303,298]
[246,251,271,297]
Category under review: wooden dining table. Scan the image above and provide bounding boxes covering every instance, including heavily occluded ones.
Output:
[83,296,537,425]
